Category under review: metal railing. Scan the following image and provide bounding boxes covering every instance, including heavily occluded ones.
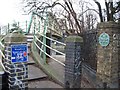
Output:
[31,11,66,66]
[0,35,8,72]
[34,34,65,66]
[0,10,65,74]
[0,31,20,73]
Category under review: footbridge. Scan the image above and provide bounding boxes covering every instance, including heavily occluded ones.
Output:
[0,11,66,89]
[0,12,102,89]
[0,11,119,89]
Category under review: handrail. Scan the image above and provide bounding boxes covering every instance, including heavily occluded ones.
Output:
[37,32,66,46]
[34,41,65,66]
[0,30,27,73]
[0,42,5,48]
[0,31,16,73]
[0,50,5,59]
[0,35,6,72]
[31,11,66,67]
[35,36,65,56]
[26,12,34,34]
[0,48,8,73]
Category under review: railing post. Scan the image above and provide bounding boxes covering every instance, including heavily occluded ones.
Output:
[33,16,37,51]
[43,12,48,64]
[65,35,83,88]
[0,27,1,35]
[27,12,34,34]
[4,30,28,89]
[38,21,40,32]
[43,32,46,64]
[46,33,51,60]
[8,23,10,33]
[18,22,19,28]
[26,21,27,32]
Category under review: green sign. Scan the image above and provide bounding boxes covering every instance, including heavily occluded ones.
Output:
[98,33,110,46]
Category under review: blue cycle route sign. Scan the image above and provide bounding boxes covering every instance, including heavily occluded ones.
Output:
[11,44,28,63]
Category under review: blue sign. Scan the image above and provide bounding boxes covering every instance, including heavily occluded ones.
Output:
[11,44,28,63]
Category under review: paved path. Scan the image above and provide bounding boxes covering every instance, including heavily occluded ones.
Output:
[28,65,47,80]
[31,43,94,88]
[28,80,62,88]
[48,55,65,85]
[28,56,35,65]
[28,52,63,88]
[48,55,94,88]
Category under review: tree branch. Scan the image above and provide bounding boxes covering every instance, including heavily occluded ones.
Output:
[93,0,103,22]
[105,0,110,21]
[64,0,82,33]
[109,0,114,21]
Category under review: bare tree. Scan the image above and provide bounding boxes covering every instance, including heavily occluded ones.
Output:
[85,11,97,30]
[93,0,120,22]
[22,0,98,35]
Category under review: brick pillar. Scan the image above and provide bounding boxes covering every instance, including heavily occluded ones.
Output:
[65,35,83,88]
[4,31,28,89]
[96,21,120,88]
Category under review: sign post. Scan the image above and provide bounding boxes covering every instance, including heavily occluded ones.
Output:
[4,31,28,89]
[11,44,28,63]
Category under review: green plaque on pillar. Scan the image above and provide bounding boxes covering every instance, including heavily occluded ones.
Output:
[99,32,110,47]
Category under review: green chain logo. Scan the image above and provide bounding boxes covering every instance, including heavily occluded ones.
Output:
[98,33,110,47]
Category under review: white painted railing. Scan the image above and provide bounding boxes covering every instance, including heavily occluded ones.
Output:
[37,32,66,46]
[34,41,65,66]
[32,13,66,66]
[35,36,65,56]
[0,31,16,73]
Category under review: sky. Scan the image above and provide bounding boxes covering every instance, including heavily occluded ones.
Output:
[0,0,30,25]
[0,0,113,26]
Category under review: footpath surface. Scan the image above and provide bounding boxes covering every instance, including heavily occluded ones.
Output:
[28,55,63,88]
[31,43,93,88]
[44,55,94,88]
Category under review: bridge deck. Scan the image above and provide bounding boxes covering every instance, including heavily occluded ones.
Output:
[48,55,65,85]
[28,50,63,88]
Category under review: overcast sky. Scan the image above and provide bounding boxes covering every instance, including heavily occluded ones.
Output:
[0,0,30,25]
[0,0,112,26]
